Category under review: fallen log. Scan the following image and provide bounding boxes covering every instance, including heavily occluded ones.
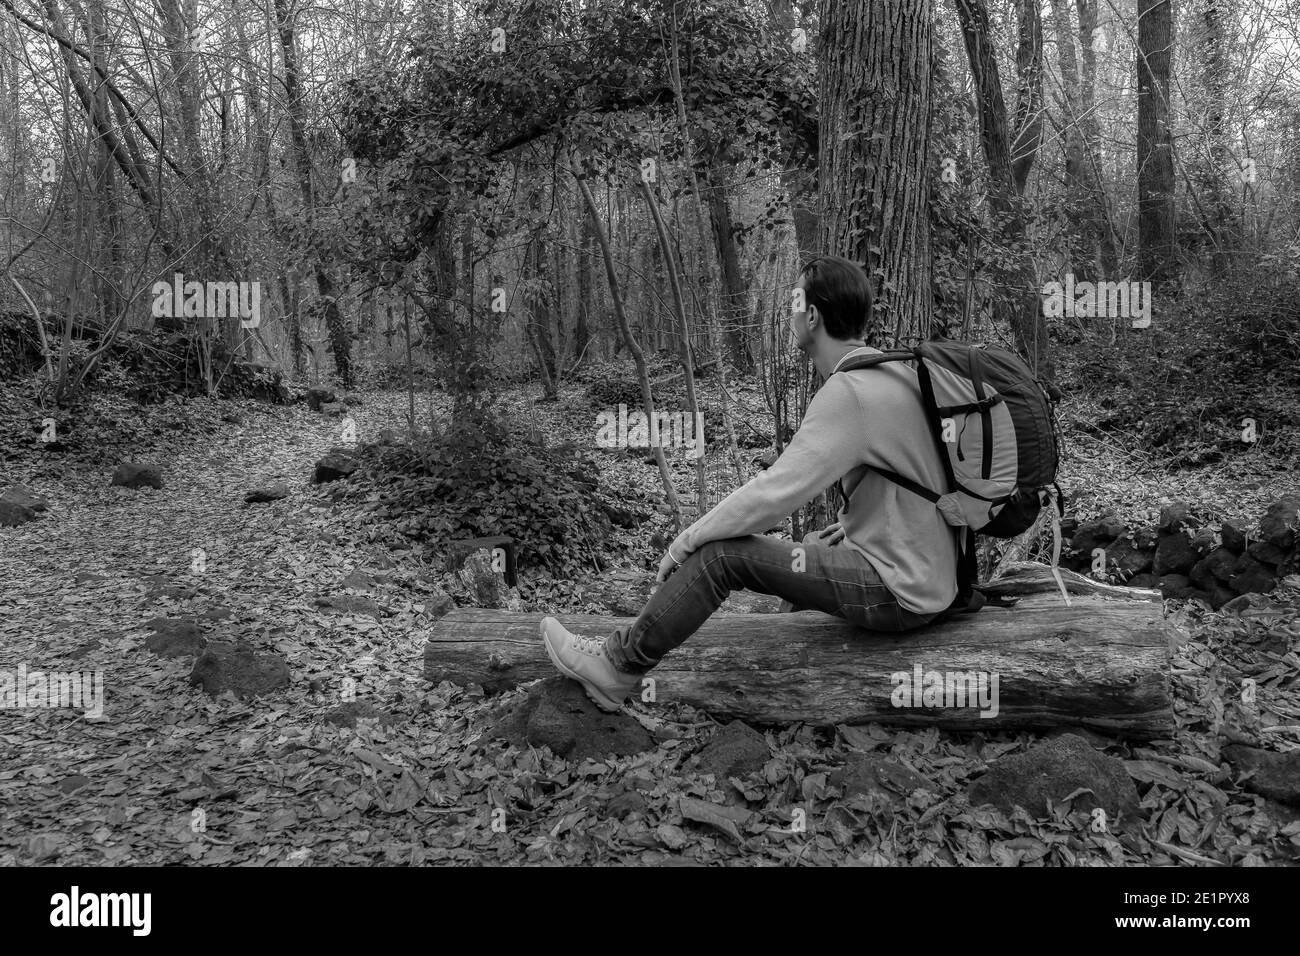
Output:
[424,563,1176,739]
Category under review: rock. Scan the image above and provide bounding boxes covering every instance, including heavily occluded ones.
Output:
[1158,501,1195,534]
[244,483,290,503]
[144,618,206,658]
[1133,528,1159,550]
[306,387,336,411]
[188,641,290,699]
[1104,537,1154,578]
[111,462,164,490]
[1259,498,1300,552]
[693,721,771,779]
[1070,514,1127,555]
[1153,573,1195,599]
[1227,554,1277,596]
[967,733,1141,828]
[320,402,347,417]
[1246,539,1291,568]
[324,701,396,729]
[1127,573,1159,590]
[1221,519,1251,555]
[491,676,653,761]
[313,451,357,483]
[1208,585,1237,610]
[830,754,938,805]
[1153,531,1198,576]
[145,630,206,657]
[0,500,36,527]
[1190,548,1237,590]
[1224,745,1300,806]
[1189,527,1217,556]
[1,485,48,513]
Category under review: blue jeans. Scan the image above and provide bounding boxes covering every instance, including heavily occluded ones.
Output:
[605,532,941,674]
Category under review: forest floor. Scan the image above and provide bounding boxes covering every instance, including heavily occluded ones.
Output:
[1,376,1299,866]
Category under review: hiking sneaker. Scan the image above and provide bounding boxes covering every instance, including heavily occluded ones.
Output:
[540,616,641,712]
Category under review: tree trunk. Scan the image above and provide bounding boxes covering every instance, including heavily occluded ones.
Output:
[705,164,750,369]
[817,0,932,346]
[640,177,708,517]
[274,0,352,385]
[954,0,1052,381]
[527,222,558,399]
[1136,0,1177,285]
[1049,0,1092,279]
[574,207,594,361]
[574,166,684,531]
[1076,0,1119,274]
[1011,0,1044,194]
[1189,0,1235,268]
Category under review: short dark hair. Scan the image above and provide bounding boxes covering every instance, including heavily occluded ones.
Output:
[799,256,873,340]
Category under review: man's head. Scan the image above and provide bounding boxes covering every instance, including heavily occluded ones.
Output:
[790,256,873,352]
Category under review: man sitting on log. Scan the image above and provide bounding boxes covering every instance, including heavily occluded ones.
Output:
[542,256,959,711]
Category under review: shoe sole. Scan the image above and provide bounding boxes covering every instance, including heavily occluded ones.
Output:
[540,618,623,713]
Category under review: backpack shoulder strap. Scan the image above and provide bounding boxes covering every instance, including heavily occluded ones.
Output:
[835,346,983,614]
[834,350,915,374]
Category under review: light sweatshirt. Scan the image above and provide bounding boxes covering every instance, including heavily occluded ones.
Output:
[674,347,958,614]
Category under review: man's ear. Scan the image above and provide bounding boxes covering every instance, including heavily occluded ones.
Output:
[806,304,819,331]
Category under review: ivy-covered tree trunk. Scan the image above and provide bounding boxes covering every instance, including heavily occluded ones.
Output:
[275,0,352,386]
[816,0,932,345]
[1137,0,1177,285]
[705,161,751,370]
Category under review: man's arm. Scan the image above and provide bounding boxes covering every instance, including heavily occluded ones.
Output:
[671,374,865,558]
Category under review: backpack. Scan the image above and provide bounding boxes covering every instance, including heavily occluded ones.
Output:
[835,337,1066,614]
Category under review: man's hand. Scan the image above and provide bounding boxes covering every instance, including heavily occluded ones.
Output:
[655,542,691,583]
[817,521,845,546]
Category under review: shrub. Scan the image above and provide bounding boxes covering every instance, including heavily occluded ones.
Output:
[358,407,612,574]
[586,376,644,408]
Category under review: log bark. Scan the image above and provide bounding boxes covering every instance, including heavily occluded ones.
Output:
[425,564,1174,739]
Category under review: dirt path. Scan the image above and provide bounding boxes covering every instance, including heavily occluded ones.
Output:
[0,395,483,865]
